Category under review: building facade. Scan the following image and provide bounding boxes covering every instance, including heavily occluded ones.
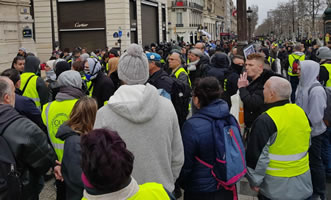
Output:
[33,0,168,63]
[0,0,36,71]
[167,0,204,44]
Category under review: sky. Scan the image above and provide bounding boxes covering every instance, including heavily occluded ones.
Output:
[234,0,289,25]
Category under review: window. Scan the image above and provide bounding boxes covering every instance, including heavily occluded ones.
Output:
[177,12,183,24]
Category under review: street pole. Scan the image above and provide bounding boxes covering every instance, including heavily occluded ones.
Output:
[313,0,315,39]
[236,0,247,56]
[292,0,295,36]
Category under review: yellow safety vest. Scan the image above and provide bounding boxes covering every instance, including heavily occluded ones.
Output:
[265,103,311,177]
[288,54,305,76]
[174,67,191,87]
[82,182,170,200]
[268,56,275,65]
[20,72,41,110]
[42,99,78,161]
[321,63,331,87]
[82,76,94,97]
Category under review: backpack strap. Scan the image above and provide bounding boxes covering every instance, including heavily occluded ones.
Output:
[21,75,35,94]
[308,82,323,95]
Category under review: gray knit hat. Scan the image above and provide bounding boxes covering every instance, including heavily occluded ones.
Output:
[118,44,149,85]
[316,47,331,60]
[58,70,82,88]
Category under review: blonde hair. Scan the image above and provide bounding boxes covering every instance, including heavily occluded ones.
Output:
[67,96,98,135]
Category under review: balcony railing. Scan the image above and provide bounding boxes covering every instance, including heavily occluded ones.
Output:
[176,24,184,27]
[171,1,203,11]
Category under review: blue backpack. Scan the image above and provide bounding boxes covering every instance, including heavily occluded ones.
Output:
[193,114,247,199]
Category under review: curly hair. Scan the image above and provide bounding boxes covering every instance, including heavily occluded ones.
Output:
[81,129,134,192]
[192,77,223,108]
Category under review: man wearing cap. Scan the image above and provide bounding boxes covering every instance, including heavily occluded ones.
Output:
[316,46,331,180]
[187,48,205,84]
[147,52,173,95]
[94,44,184,193]
[18,47,27,57]
[317,47,331,87]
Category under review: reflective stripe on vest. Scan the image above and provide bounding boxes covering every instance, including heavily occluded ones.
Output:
[42,99,78,161]
[20,72,41,110]
[288,54,305,76]
[81,182,169,200]
[174,67,191,86]
[321,63,331,87]
[266,104,311,177]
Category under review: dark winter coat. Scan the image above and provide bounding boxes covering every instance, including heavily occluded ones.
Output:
[148,69,173,94]
[56,124,84,200]
[239,69,278,128]
[91,72,115,108]
[0,104,56,200]
[178,100,230,193]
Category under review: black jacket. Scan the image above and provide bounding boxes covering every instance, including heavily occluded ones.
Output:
[56,124,84,200]
[0,104,56,200]
[92,72,115,108]
[148,69,173,94]
[239,70,278,128]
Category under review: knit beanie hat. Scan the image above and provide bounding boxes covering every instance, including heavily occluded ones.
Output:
[316,47,331,60]
[55,61,71,79]
[117,44,149,85]
[57,70,82,88]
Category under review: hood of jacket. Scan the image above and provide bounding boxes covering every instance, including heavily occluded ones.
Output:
[56,123,78,141]
[211,53,229,69]
[197,99,230,119]
[0,104,22,133]
[292,51,305,56]
[55,86,85,101]
[296,60,321,111]
[24,56,40,74]
[107,83,159,123]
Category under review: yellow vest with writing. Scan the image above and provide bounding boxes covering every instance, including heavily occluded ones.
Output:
[41,99,78,161]
[288,54,305,76]
[82,182,169,200]
[266,104,311,177]
[20,72,41,110]
[321,63,331,87]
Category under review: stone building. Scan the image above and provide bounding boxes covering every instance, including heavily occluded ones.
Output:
[32,0,168,63]
[0,0,36,71]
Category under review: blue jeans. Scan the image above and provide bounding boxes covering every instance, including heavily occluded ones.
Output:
[309,134,326,200]
[321,127,331,177]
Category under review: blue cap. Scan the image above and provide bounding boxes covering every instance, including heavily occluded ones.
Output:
[146,53,161,61]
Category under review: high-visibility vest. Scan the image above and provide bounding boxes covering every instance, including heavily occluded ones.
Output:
[82,75,93,97]
[41,99,78,161]
[20,72,41,110]
[321,63,331,87]
[268,56,275,66]
[82,182,170,200]
[265,103,311,177]
[288,54,305,76]
[174,67,191,87]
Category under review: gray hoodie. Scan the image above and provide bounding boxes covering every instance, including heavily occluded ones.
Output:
[296,60,327,137]
[94,83,184,192]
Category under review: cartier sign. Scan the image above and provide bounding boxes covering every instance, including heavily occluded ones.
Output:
[74,22,88,28]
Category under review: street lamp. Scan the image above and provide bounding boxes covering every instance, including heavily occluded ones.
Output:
[247,6,253,42]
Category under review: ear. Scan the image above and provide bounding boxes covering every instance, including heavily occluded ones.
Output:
[3,93,10,105]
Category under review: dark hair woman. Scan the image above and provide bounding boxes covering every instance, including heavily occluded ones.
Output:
[178,77,236,200]
[55,96,98,200]
[80,129,176,200]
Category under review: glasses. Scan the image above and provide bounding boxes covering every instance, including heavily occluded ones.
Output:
[168,58,179,61]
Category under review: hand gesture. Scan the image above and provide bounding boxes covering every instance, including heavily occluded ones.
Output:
[238,72,249,88]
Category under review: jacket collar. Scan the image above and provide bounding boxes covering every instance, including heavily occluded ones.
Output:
[264,100,290,111]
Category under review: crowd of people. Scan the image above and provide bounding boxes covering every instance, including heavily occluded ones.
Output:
[0,38,330,200]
